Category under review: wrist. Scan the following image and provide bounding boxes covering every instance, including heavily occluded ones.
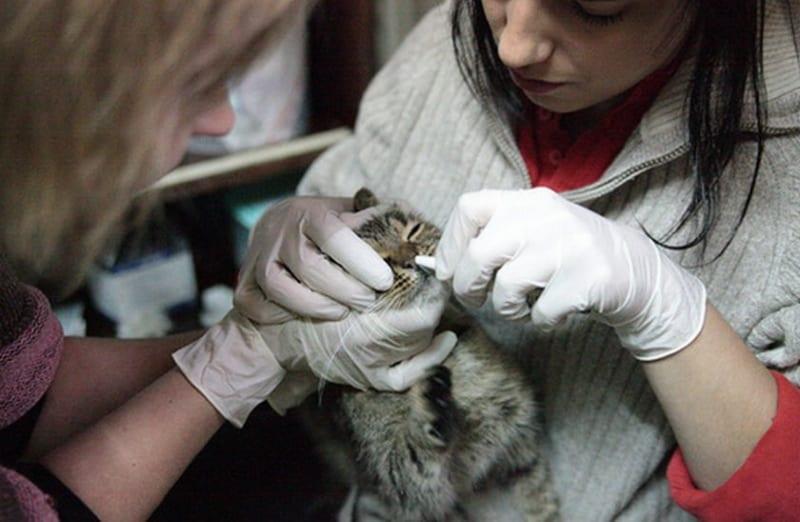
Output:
[617,248,708,361]
[266,372,318,415]
[172,311,287,428]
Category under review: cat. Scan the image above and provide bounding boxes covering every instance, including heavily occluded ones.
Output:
[301,188,560,522]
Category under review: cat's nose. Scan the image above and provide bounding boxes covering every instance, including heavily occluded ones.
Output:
[390,244,417,269]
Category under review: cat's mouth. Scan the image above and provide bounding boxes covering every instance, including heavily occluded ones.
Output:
[371,262,447,312]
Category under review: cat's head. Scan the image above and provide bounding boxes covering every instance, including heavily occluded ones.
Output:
[352,188,447,310]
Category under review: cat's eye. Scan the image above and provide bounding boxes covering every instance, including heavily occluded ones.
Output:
[407,222,423,241]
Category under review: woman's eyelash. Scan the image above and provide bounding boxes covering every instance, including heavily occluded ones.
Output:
[569,1,624,26]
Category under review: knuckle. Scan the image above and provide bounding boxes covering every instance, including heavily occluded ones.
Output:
[529,186,558,204]
[455,190,492,217]
[261,263,284,292]
[455,193,474,216]
[492,285,520,311]
[271,198,295,217]
[594,262,616,287]
[291,252,324,282]
[569,228,596,254]
[466,239,492,267]
[493,267,518,290]
[232,294,249,314]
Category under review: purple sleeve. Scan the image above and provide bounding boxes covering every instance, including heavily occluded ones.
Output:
[0,463,100,521]
[0,465,59,521]
[0,284,64,429]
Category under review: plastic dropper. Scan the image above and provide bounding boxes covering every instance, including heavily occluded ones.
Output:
[414,255,436,272]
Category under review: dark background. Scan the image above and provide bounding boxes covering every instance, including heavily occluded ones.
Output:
[151,406,343,521]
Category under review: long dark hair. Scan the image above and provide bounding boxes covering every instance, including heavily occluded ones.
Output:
[451,0,778,261]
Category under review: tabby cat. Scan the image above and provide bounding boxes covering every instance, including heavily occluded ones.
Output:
[302,188,559,521]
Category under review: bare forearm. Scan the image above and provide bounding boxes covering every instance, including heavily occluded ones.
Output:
[40,368,224,522]
[25,330,204,459]
[642,303,776,490]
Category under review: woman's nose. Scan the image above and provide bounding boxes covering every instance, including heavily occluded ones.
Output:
[192,93,236,137]
[496,0,555,69]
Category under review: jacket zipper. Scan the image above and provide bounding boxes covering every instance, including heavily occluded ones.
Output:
[492,117,796,204]
[566,145,690,203]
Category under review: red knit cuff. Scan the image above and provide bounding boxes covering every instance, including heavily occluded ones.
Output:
[667,371,800,520]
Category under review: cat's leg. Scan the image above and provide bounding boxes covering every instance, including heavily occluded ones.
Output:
[335,486,393,522]
[408,365,459,448]
[344,486,470,522]
[339,366,464,521]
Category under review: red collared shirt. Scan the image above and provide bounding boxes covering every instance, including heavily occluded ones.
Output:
[517,62,677,192]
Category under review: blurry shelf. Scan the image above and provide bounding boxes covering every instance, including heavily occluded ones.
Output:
[145,127,351,201]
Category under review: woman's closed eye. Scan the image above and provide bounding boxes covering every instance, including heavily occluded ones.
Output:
[569,0,626,26]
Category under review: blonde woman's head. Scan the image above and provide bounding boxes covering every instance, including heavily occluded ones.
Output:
[0,0,297,297]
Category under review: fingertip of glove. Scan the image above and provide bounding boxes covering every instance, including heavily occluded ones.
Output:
[322,306,350,322]
[435,266,452,281]
[455,292,485,310]
[530,307,556,331]
[349,293,378,313]
[435,330,458,351]
[433,252,453,281]
[498,306,532,323]
[373,270,394,292]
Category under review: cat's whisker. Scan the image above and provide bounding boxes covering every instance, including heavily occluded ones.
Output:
[316,301,422,397]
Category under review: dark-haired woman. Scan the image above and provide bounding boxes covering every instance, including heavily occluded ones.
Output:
[0,0,459,519]
[237,0,800,519]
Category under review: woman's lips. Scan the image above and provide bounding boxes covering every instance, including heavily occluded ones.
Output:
[510,71,566,94]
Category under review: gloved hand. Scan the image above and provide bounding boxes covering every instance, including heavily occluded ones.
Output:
[435,188,707,361]
[234,196,394,324]
[267,327,458,415]
[173,299,457,423]
[172,309,286,428]
[259,290,457,413]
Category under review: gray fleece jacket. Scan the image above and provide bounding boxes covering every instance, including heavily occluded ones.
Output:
[298,1,800,519]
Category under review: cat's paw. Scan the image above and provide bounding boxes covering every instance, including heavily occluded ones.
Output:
[416,365,456,448]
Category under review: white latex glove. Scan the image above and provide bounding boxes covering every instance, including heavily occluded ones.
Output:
[173,306,457,424]
[258,292,457,402]
[234,196,394,324]
[435,188,707,361]
[265,328,457,415]
[172,309,286,428]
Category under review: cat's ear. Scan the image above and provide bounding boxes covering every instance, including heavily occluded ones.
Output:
[354,187,379,211]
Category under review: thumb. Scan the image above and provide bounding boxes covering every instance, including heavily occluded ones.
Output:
[372,331,458,391]
[234,281,295,324]
[529,277,589,331]
[435,191,506,280]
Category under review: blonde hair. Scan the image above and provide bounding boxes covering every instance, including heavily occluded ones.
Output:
[0,0,296,298]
